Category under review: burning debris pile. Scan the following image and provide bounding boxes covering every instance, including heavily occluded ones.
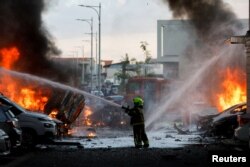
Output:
[146,0,247,128]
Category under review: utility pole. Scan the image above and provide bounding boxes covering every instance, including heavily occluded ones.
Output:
[77,18,94,90]
[79,3,101,91]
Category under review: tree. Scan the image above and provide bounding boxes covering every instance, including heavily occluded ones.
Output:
[140,41,152,76]
[114,53,132,93]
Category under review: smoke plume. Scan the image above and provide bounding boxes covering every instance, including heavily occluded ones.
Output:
[163,0,242,43]
[0,0,66,81]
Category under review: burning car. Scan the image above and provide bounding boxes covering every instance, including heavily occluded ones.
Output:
[198,102,246,138]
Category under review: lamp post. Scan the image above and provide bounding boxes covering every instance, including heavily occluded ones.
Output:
[86,32,98,77]
[96,31,98,77]
[79,3,101,91]
[77,18,94,90]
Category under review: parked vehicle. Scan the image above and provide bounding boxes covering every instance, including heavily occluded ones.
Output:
[105,95,124,105]
[197,102,246,138]
[0,105,22,148]
[0,129,11,155]
[110,84,119,95]
[91,90,104,97]
[0,94,57,146]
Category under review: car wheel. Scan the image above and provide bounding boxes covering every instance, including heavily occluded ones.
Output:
[22,129,37,148]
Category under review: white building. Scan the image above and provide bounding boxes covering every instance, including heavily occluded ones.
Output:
[157,20,197,79]
[157,19,248,80]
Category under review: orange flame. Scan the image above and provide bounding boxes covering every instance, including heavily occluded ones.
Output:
[49,110,59,118]
[0,47,20,69]
[0,47,51,112]
[216,68,246,112]
[16,88,49,111]
[88,132,96,138]
[83,106,93,126]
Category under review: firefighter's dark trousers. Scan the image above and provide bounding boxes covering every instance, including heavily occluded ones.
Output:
[133,124,149,148]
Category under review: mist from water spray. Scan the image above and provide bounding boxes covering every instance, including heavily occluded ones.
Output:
[146,48,217,128]
[0,68,121,108]
[146,45,245,129]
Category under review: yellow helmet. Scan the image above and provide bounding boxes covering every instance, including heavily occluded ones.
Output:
[133,97,144,106]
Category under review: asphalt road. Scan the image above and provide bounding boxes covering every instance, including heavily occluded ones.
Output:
[1,143,249,167]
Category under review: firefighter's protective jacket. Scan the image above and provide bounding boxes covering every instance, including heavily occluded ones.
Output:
[126,106,145,125]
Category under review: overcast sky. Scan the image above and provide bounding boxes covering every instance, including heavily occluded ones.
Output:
[43,0,249,63]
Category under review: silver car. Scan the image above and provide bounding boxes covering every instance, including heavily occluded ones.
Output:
[0,129,11,155]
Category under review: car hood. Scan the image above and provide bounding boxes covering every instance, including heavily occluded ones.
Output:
[23,111,53,121]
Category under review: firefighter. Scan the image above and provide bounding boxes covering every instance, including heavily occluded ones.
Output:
[123,97,149,148]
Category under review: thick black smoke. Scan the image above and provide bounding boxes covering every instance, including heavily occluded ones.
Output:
[163,0,242,45]
[0,0,67,81]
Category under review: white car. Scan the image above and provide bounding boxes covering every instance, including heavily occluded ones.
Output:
[0,95,57,146]
[0,129,11,155]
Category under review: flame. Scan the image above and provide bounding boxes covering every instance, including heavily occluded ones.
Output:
[216,68,246,111]
[0,47,51,112]
[16,88,48,111]
[49,110,59,118]
[0,47,20,69]
[88,132,96,138]
[67,128,76,135]
[83,106,93,126]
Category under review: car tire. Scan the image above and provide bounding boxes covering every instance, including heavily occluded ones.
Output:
[22,129,37,148]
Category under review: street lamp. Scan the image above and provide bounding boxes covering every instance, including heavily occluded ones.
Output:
[86,32,98,75]
[77,18,94,90]
[79,3,101,92]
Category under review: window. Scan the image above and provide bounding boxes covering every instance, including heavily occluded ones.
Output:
[0,110,7,121]
[5,109,16,119]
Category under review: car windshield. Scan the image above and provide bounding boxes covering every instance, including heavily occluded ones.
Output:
[5,109,16,119]
[0,109,7,121]
[0,97,26,115]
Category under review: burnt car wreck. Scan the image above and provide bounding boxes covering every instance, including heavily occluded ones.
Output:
[195,102,247,139]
